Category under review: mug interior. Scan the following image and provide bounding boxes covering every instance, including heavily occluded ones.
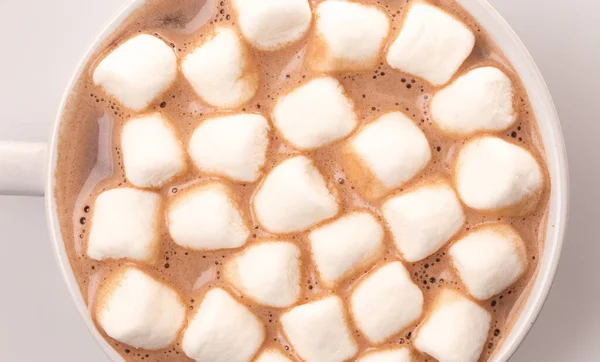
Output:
[45,1,569,361]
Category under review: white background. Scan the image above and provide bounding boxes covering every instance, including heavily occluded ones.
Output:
[0,0,597,361]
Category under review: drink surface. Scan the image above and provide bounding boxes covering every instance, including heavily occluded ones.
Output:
[54,0,550,361]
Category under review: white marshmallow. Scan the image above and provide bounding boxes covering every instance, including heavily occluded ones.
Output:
[232,0,312,50]
[225,241,301,308]
[455,136,544,215]
[431,67,516,135]
[414,289,491,362]
[182,26,258,108]
[310,0,390,72]
[188,113,270,182]
[182,288,265,362]
[87,188,161,263]
[121,113,185,188]
[386,1,475,85]
[254,348,292,362]
[350,262,423,344]
[167,182,249,250]
[382,180,465,262]
[450,224,527,300]
[273,77,358,150]
[357,348,413,362]
[308,212,384,287]
[281,296,358,362]
[253,156,339,234]
[344,112,431,199]
[93,34,177,111]
[96,267,186,350]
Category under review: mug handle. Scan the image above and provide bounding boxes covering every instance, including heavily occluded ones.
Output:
[0,141,47,196]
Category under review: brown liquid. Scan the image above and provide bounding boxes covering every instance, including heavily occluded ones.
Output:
[54,0,550,361]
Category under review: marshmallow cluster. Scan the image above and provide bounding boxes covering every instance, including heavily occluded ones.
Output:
[450,223,527,300]
[383,180,465,262]
[182,26,258,108]
[387,1,475,85]
[96,267,186,350]
[308,211,384,287]
[343,112,431,199]
[253,156,339,234]
[232,0,312,50]
[431,67,516,135]
[225,241,301,308]
[455,136,544,215]
[93,34,177,111]
[281,296,358,362]
[350,262,423,344]
[87,188,161,263]
[273,77,358,150]
[415,289,492,362]
[121,113,185,188]
[357,348,413,362]
[182,288,265,362]
[188,113,270,182]
[167,182,249,250]
[309,0,390,72]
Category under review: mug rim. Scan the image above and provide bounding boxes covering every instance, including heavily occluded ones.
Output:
[44,1,570,361]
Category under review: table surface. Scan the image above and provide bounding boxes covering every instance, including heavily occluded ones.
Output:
[0,0,597,361]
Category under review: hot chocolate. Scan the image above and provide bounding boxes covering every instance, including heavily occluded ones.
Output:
[54,0,550,361]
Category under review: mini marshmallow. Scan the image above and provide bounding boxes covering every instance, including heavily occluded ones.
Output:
[93,34,177,111]
[343,112,431,200]
[357,348,413,362]
[182,288,265,362]
[350,262,423,344]
[415,289,491,362]
[232,0,312,50]
[121,113,185,188]
[308,212,384,287]
[182,26,258,108]
[253,156,339,234]
[281,296,358,362]
[225,241,301,308]
[382,180,465,262]
[188,113,270,182]
[309,0,390,72]
[431,67,516,135]
[167,182,249,250]
[87,188,161,263]
[254,348,292,362]
[96,267,186,350]
[450,224,527,300]
[455,136,544,215]
[386,1,475,86]
[273,77,358,150]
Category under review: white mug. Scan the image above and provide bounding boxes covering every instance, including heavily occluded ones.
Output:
[0,0,569,361]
